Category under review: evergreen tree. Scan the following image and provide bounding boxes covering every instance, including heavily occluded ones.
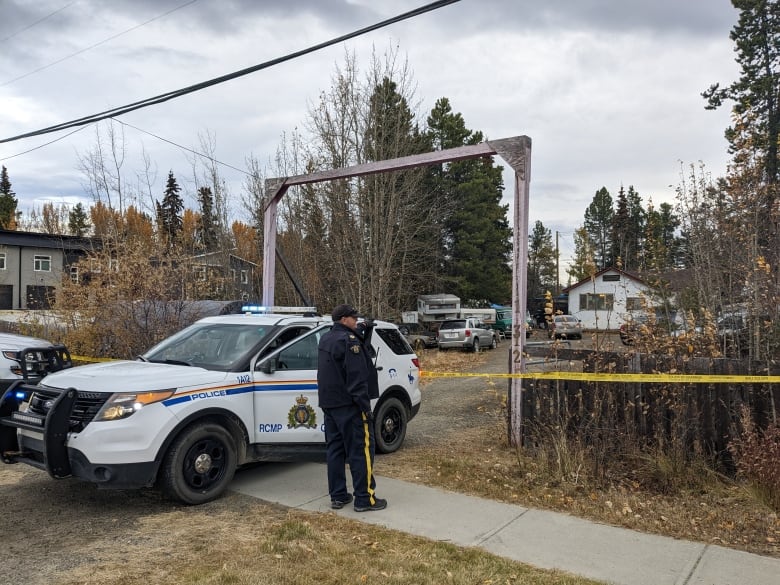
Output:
[68,202,91,236]
[426,100,512,303]
[611,185,646,270]
[583,187,614,269]
[197,186,218,252]
[703,0,780,187]
[426,97,471,288]
[158,171,184,249]
[703,0,780,283]
[0,166,18,230]
[625,186,646,268]
[611,186,630,268]
[527,221,557,302]
[360,75,431,315]
[656,202,683,268]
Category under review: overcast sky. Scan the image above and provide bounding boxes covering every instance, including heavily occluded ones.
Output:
[0,0,740,268]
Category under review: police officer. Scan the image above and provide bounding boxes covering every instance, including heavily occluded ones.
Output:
[317,304,386,512]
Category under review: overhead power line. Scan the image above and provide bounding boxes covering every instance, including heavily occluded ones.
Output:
[113,118,250,176]
[0,2,76,43]
[1,0,200,87]
[0,0,460,146]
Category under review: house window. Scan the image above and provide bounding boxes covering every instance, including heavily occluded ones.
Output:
[626,297,643,311]
[70,266,79,283]
[602,274,620,282]
[231,269,237,281]
[0,253,5,270]
[34,255,51,272]
[195,266,207,281]
[579,293,614,311]
[240,270,249,284]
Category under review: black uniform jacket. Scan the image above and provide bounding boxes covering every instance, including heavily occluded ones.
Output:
[317,322,378,414]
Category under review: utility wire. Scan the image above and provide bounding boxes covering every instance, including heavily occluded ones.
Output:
[113,118,250,176]
[0,2,76,43]
[0,125,90,163]
[0,0,460,145]
[1,0,200,87]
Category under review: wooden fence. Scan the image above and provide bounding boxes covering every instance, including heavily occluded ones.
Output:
[518,348,780,470]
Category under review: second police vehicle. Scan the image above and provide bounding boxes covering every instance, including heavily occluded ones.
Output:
[0,307,421,504]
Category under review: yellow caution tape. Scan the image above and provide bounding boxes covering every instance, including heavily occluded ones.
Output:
[63,359,780,384]
[420,371,780,383]
[70,355,116,363]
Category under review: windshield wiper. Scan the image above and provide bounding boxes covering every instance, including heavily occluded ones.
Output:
[147,359,193,367]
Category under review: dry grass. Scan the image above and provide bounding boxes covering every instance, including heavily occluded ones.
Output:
[54,503,600,585]
[381,351,780,558]
[0,463,602,585]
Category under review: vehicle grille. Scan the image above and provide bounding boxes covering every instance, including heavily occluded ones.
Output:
[26,387,109,432]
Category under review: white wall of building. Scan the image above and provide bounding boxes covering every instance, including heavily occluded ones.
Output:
[566,270,649,330]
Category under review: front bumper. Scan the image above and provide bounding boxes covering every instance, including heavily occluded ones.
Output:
[0,384,159,489]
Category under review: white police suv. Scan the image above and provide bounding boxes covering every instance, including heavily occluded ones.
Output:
[0,309,421,504]
[0,332,71,392]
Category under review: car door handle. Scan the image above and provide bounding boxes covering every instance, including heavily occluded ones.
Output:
[375,366,383,371]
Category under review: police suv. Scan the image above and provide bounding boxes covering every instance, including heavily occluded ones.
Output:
[0,308,421,504]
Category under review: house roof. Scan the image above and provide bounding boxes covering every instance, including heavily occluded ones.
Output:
[562,266,648,293]
[189,250,258,267]
[0,229,97,251]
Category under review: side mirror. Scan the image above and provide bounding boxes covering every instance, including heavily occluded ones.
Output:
[258,359,276,374]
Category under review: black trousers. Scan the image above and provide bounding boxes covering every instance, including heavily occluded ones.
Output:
[323,405,378,507]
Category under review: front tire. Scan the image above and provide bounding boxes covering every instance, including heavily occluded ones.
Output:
[159,421,237,505]
[374,397,408,454]
[489,335,497,349]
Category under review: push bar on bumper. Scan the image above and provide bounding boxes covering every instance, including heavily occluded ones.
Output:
[0,382,78,478]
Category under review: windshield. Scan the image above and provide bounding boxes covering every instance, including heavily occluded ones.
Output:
[143,322,273,370]
[440,320,466,330]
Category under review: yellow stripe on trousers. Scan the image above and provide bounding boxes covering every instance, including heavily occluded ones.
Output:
[361,412,376,505]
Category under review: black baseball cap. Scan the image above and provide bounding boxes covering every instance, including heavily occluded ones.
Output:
[332,304,359,320]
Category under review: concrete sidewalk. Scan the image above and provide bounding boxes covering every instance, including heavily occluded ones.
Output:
[230,462,780,585]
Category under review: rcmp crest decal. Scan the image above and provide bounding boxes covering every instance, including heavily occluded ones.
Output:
[288,394,317,429]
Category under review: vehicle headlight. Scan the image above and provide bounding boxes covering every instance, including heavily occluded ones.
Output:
[94,389,176,421]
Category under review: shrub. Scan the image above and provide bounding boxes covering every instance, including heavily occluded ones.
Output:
[729,411,780,511]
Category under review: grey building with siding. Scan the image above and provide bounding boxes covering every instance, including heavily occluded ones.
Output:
[0,230,95,309]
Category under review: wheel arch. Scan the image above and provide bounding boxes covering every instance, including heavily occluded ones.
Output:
[153,407,251,471]
[374,385,412,417]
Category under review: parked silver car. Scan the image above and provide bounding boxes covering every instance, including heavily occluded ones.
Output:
[437,318,498,352]
[548,315,583,340]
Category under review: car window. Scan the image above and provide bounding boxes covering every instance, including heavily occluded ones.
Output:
[274,330,322,370]
[144,323,273,370]
[374,327,413,355]
[440,320,466,330]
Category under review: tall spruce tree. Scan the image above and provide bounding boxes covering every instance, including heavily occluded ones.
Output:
[0,166,18,230]
[158,171,184,249]
[625,186,645,268]
[583,187,614,269]
[610,185,645,269]
[426,100,512,303]
[703,0,780,187]
[527,221,557,302]
[703,0,780,285]
[68,202,91,236]
[197,186,218,252]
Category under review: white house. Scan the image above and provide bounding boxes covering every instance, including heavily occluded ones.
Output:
[563,267,651,330]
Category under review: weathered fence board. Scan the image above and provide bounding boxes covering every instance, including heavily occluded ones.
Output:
[520,349,779,470]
